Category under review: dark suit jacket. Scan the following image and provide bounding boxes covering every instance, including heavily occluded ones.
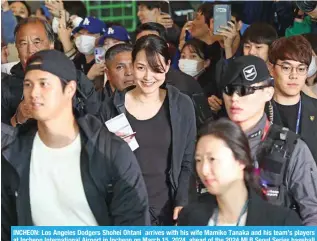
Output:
[178,189,302,226]
[267,92,317,163]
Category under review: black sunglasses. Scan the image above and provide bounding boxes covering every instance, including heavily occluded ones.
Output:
[224,84,270,97]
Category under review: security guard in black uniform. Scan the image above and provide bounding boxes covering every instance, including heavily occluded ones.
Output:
[220,55,317,226]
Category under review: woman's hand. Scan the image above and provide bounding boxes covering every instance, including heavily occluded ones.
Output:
[115,132,136,144]
[173,206,183,224]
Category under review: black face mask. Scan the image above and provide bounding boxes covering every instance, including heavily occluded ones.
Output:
[223,84,270,97]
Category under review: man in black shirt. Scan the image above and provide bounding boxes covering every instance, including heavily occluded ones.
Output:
[268,35,317,163]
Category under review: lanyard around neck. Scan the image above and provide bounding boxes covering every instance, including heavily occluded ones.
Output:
[213,200,249,226]
[295,98,302,134]
[273,97,302,134]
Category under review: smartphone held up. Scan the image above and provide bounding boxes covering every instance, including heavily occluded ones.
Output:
[213,4,231,35]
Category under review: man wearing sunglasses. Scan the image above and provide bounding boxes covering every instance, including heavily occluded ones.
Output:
[222,55,317,226]
[268,35,317,164]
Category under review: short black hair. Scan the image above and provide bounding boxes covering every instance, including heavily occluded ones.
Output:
[14,17,55,43]
[197,2,215,26]
[181,39,209,60]
[63,1,87,19]
[135,22,167,42]
[242,23,278,47]
[231,3,243,23]
[105,43,133,63]
[9,1,31,17]
[132,34,170,73]
[137,1,161,10]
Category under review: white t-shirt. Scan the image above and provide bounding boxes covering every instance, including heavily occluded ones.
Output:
[208,211,247,226]
[29,132,98,226]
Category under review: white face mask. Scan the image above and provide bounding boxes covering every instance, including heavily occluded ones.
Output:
[178,59,204,77]
[308,56,317,78]
[71,16,83,29]
[75,35,96,55]
[52,17,59,34]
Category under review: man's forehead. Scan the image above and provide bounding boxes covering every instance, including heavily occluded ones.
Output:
[278,60,307,66]
[24,69,50,79]
[138,4,148,9]
[104,38,121,44]
[17,22,47,37]
[114,51,132,61]
[138,30,159,38]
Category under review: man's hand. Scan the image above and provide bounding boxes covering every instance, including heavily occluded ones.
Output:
[87,63,106,80]
[179,21,193,51]
[45,0,64,18]
[57,10,73,53]
[157,13,174,29]
[217,21,238,49]
[208,95,223,112]
[1,0,10,12]
[173,206,183,223]
[11,100,32,126]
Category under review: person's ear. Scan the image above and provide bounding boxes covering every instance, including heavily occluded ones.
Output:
[204,59,210,68]
[209,18,214,32]
[237,161,246,172]
[237,20,243,32]
[65,80,77,98]
[267,62,275,77]
[104,66,110,80]
[264,86,275,101]
[165,60,171,73]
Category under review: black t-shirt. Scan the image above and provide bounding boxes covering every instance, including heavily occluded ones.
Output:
[274,101,300,133]
[126,97,173,225]
[73,53,95,75]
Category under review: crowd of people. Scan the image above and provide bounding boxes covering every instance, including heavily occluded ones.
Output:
[1,0,317,236]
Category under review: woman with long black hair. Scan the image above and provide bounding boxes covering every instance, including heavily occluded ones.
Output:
[178,118,301,226]
[99,34,196,226]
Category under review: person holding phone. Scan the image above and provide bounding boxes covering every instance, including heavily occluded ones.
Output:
[100,35,196,226]
[72,17,107,82]
[136,1,180,47]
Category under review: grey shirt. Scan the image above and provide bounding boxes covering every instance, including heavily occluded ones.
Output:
[246,114,317,226]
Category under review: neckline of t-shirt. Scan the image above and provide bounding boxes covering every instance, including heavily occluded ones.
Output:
[126,96,168,122]
[34,132,81,153]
